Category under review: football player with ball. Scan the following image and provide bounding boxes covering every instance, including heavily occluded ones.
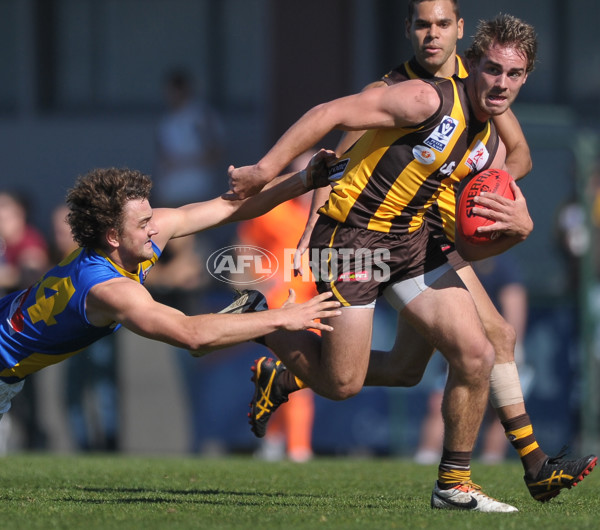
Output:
[229,6,595,512]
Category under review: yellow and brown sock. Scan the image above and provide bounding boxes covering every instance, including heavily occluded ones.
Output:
[502,413,548,478]
[279,370,304,393]
[437,448,472,488]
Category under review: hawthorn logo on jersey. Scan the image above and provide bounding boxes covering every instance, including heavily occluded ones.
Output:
[413,145,436,165]
[206,245,278,285]
[424,115,459,152]
[465,140,490,171]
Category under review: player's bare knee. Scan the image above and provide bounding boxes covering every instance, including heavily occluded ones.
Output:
[487,320,517,364]
[450,339,495,383]
[477,341,495,374]
[325,377,363,400]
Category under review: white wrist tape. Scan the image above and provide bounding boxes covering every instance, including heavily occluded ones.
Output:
[298,169,308,188]
[489,361,524,408]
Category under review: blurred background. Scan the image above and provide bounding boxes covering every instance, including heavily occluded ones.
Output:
[0,0,599,460]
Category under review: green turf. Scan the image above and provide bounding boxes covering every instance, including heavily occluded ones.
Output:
[0,454,597,529]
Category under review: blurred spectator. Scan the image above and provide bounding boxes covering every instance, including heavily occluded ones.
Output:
[237,151,319,462]
[415,251,532,464]
[149,68,235,453]
[0,191,49,295]
[0,190,50,450]
[154,68,226,207]
[51,204,120,452]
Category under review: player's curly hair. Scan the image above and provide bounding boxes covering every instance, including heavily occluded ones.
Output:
[66,168,153,249]
[465,13,538,73]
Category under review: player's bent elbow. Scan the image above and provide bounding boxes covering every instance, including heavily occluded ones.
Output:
[189,345,219,357]
[179,327,222,355]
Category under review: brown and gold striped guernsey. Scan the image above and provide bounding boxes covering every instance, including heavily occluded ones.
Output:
[380,56,473,239]
[383,56,469,85]
[320,73,499,238]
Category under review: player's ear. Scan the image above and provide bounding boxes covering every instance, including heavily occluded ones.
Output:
[405,18,411,39]
[457,18,464,39]
[105,227,120,249]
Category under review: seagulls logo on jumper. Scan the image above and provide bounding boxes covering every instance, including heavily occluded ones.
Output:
[413,145,436,165]
[465,140,490,171]
[7,289,28,334]
[424,115,459,152]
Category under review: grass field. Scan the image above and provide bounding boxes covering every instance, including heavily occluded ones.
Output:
[0,453,597,529]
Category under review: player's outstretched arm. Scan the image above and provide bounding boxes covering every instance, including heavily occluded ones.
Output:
[152,150,336,247]
[86,279,341,355]
[335,80,388,156]
[228,80,438,199]
[292,81,386,276]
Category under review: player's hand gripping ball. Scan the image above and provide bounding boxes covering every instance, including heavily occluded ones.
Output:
[457,168,515,245]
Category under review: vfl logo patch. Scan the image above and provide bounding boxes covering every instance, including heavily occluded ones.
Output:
[465,140,490,171]
[413,145,436,165]
[424,115,459,152]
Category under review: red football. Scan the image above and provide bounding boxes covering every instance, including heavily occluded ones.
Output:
[456,168,515,245]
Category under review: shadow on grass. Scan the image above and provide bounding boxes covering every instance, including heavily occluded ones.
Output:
[57,486,326,506]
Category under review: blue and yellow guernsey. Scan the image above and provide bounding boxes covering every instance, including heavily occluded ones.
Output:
[0,243,160,383]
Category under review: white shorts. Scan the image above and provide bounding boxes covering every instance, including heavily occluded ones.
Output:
[383,262,452,312]
[0,379,25,418]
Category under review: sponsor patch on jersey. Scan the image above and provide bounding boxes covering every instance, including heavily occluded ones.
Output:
[465,140,490,171]
[7,289,28,334]
[328,158,349,181]
[413,145,436,165]
[424,115,459,152]
[337,270,369,282]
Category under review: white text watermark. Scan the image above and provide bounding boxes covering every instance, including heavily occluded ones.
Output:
[206,245,391,285]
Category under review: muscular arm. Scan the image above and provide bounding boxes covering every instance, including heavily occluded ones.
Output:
[228,80,439,198]
[86,278,341,355]
[150,171,315,250]
[492,109,532,179]
[295,80,390,271]
[149,149,336,250]
[335,80,388,156]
